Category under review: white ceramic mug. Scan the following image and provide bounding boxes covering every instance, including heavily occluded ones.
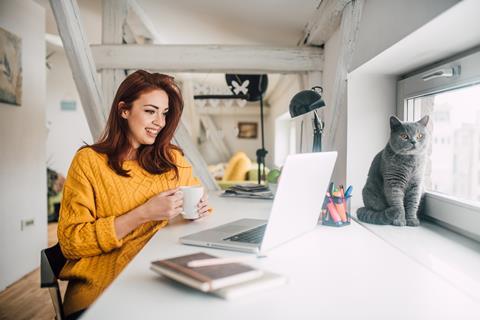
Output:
[180,185,204,219]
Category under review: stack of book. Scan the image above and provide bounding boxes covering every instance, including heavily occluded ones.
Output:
[150,252,287,300]
[221,183,274,200]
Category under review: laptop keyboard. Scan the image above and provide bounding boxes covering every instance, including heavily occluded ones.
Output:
[224,224,267,244]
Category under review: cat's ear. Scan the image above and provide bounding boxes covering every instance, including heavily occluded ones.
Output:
[417,115,430,127]
[389,116,402,130]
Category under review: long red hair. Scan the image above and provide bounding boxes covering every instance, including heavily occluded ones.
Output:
[84,70,184,178]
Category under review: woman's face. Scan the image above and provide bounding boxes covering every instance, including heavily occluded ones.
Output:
[121,89,169,149]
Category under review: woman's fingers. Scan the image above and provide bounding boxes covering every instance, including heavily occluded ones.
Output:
[159,187,180,197]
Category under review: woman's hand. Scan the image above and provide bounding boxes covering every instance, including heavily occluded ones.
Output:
[115,188,183,240]
[141,187,184,221]
[192,191,211,220]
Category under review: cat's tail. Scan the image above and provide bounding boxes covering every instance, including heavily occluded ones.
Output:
[356,207,398,225]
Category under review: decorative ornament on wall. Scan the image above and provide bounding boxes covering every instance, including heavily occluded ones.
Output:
[193,81,247,108]
[0,27,22,106]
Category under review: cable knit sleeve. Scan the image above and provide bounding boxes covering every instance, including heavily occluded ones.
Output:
[58,149,123,260]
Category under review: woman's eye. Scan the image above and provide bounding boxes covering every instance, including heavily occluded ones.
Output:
[400,133,409,139]
[145,110,155,114]
[417,133,424,139]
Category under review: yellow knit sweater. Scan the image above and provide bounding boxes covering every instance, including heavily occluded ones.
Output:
[58,147,200,315]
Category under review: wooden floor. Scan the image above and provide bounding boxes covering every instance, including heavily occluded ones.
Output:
[0,223,66,320]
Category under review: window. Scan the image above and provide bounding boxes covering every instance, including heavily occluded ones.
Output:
[274,112,296,167]
[405,84,480,204]
[397,48,480,241]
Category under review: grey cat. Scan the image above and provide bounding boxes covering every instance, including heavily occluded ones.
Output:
[357,115,430,226]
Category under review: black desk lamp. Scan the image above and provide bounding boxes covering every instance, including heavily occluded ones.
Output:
[289,86,326,152]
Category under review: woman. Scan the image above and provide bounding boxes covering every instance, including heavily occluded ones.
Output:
[58,70,210,318]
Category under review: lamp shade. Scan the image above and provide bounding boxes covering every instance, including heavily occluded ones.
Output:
[225,74,268,102]
[289,87,325,118]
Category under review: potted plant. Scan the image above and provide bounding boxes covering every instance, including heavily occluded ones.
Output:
[266,168,281,195]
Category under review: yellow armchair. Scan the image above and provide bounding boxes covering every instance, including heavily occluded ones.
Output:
[222,152,252,181]
[217,152,269,190]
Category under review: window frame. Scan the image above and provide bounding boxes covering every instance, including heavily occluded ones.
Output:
[397,47,480,242]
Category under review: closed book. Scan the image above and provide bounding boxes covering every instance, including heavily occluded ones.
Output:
[150,252,263,292]
[212,271,288,300]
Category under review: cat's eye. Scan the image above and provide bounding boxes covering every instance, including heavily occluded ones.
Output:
[416,133,424,139]
[400,133,409,139]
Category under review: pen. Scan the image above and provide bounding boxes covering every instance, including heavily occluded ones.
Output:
[340,186,348,216]
[328,182,334,196]
[344,185,353,222]
[321,194,330,221]
[187,255,264,268]
[345,185,353,198]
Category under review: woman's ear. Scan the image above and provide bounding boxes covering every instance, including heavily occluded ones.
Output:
[119,102,128,119]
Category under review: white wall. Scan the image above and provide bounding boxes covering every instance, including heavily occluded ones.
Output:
[210,114,262,164]
[351,0,460,71]
[265,74,302,169]
[0,0,46,290]
[347,74,396,208]
[46,51,93,176]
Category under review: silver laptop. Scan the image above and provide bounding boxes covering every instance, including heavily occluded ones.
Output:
[180,152,337,254]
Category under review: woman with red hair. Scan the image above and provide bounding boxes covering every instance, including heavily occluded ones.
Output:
[57,70,210,319]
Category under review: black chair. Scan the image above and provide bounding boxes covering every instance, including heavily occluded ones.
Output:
[41,243,67,320]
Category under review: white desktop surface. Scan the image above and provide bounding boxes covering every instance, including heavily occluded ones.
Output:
[82,195,480,319]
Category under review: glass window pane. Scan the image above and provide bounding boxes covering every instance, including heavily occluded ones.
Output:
[409,84,480,204]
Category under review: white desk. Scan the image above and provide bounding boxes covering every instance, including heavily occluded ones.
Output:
[83,195,480,319]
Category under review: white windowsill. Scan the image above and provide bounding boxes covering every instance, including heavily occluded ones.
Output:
[354,216,480,302]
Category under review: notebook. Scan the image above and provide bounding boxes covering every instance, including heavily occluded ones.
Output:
[180,152,337,253]
[212,271,288,300]
[150,252,263,292]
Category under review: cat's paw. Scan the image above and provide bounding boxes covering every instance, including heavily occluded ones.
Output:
[385,207,402,220]
[406,218,420,227]
[392,217,406,226]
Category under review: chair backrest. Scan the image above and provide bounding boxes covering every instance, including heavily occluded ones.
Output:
[222,152,252,181]
[41,243,67,320]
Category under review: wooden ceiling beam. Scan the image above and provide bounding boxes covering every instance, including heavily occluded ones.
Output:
[90,44,324,73]
[299,0,350,46]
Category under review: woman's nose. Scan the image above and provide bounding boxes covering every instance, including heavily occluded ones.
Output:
[153,114,164,127]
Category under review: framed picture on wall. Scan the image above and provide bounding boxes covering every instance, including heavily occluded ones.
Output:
[237,122,258,139]
[0,26,22,106]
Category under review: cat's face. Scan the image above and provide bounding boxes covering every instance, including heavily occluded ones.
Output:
[389,116,430,155]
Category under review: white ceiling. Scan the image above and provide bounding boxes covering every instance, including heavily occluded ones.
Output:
[135,0,320,45]
[38,0,321,46]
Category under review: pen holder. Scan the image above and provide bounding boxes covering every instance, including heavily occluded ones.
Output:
[320,195,351,227]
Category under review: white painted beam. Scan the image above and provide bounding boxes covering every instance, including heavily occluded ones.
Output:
[197,106,270,116]
[299,0,350,46]
[90,44,324,73]
[102,0,128,112]
[49,0,105,140]
[325,0,364,154]
[126,0,163,44]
